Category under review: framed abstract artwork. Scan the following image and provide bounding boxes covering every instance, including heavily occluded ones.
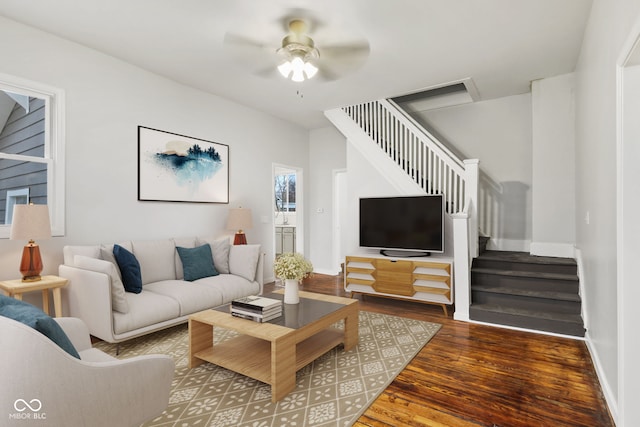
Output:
[138,126,229,203]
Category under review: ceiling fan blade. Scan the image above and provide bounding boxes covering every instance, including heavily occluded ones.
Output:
[320,42,370,61]
[315,63,341,81]
[223,32,281,74]
[313,41,370,80]
[224,33,273,52]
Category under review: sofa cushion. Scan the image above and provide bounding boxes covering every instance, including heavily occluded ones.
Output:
[228,244,261,282]
[100,245,123,280]
[74,255,129,314]
[113,244,143,293]
[112,291,181,335]
[144,280,225,316]
[132,239,177,285]
[197,237,230,274]
[0,295,80,359]
[100,241,133,277]
[176,244,219,281]
[195,274,261,302]
[63,245,101,266]
[173,237,197,280]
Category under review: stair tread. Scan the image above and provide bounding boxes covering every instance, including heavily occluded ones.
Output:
[471,285,581,302]
[478,250,577,266]
[471,267,578,281]
[470,303,583,323]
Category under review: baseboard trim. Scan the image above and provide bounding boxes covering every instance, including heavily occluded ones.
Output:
[314,267,341,276]
[584,330,619,424]
[486,238,530,252]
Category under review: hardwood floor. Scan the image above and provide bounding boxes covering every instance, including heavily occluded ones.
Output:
[266,273,615,427]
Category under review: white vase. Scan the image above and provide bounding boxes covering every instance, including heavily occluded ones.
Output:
[283,279,300,304]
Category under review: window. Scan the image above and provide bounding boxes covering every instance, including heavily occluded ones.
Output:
[275,172,296,213]
[4,188,29,224]
[0,73,65,238]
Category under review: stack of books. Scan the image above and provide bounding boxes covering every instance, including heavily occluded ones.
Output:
[230,296,282,322]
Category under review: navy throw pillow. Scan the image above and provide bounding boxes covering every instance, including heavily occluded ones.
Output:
[177,244,219,281]
[0,295,80,359]
[113,244,143,293]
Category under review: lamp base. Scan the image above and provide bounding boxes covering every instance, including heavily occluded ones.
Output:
[19,242,43,282]
[233,232,247,245]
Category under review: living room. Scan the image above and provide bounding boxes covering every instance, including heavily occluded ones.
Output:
[0,1,638,426]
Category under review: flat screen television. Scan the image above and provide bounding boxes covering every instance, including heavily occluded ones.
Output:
[359,195,444,254]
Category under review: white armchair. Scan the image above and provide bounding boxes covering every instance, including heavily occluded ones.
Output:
[0,315,174,427]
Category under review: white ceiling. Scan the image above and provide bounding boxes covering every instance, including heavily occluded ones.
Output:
[0,0,593,129]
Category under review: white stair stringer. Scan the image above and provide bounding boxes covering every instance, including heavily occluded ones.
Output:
[325,107,424,195]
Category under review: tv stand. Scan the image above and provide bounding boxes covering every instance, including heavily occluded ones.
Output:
[379,249,431,258]
[344,253,453,316]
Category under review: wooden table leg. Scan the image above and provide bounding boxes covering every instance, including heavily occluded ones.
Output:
[52,288,63,317]
[41,289,50,316]
[343,309,359,351]
[271,334,296,402]
[13,292,23,301]
[189,319,212,369]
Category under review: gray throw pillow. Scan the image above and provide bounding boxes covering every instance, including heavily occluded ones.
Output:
[176,244,219,281]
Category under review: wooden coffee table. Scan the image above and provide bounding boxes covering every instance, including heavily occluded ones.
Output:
[188,290,359,402]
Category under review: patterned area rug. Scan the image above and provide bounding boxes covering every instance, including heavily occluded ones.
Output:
[94,311,441,427]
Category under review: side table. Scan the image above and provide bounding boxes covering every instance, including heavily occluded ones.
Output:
[0,275,68,317]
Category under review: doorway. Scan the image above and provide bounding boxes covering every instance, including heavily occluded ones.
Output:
[273,164,303,260]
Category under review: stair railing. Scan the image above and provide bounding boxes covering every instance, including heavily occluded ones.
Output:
[340,98,479,257]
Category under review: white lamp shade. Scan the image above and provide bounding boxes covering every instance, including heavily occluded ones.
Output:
[226,208,253,231]
[278,56,318,82]
[10,204,52,241]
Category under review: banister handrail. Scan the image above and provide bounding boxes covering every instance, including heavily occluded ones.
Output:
[382,98,465,171]
[341,99,478,216]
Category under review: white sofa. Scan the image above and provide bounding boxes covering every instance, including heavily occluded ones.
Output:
[0,315,174,427]
[59,237,263,344]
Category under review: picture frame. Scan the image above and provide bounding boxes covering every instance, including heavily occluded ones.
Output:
[138,126,229,203]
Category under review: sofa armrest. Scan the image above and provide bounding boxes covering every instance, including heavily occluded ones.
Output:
[73,355,174,426]
[59,264,116,343]
[256,251,265,293]
[1,315,174,427]
[55,317,93,352]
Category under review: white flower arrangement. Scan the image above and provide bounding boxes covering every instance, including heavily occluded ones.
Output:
[274,252,313,281]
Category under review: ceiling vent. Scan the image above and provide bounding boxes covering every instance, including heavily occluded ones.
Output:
[392,78,479,113]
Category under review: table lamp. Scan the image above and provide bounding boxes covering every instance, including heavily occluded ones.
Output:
[10,203,52,282]
[226,207,252,245]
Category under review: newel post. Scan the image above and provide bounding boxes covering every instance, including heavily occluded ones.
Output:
[452,211,471,321]
[463,159,480,259]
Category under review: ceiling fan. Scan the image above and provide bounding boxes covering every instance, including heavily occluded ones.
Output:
[223,14,370,83]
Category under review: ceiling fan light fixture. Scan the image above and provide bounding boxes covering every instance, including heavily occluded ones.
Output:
[290,56,306,82]
[304,61,318,79]
[277,61,293,78]
[276,21,320,82]
[277,54,318,82]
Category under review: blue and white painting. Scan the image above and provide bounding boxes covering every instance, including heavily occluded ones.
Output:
[138,126,229,203]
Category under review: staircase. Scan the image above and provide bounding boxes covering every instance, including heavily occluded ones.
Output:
[469,250,585,337]
[325,98,586,337]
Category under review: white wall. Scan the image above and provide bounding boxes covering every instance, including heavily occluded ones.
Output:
[415,94,533,251]
[620,63,640,427]
[531,73,576,257]
[0,16,308,288]
[345,142,399,254]
[308,126,346,274]
[574,0,640,423]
